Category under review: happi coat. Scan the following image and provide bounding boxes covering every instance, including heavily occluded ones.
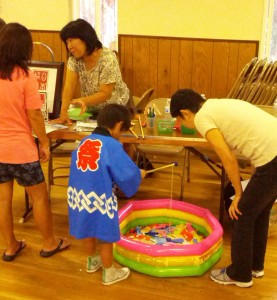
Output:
[67,127,141,242]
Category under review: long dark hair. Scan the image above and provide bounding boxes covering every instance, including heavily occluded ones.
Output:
[60,18,102,55]
[0,23,33,80]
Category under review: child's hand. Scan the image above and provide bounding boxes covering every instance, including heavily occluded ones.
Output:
[39,145,50,163]
[140,169,146,179]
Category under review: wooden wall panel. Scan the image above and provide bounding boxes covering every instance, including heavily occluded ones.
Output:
[211,41,230,98]
[31,31,67,63]
[191,40,213,97]
[120,36,133,93]
[237,42,257,71]
[119,34,259,99]
[133,37,150,96]
[149,39,158,99]
[30,31,259,100]
[169,40,180,97]
[119,36,125,77]
[227,42,240,95]
[30,31,68,84]
[157,39,171,97]
[53,33,64,62]
[178,40,193,92]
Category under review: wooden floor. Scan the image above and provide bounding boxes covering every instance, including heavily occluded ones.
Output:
[0,155,276,300]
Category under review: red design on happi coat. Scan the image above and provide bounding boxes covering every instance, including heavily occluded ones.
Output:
[76,139,102,171]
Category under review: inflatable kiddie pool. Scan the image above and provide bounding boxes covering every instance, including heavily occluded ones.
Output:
[114,199,223,277]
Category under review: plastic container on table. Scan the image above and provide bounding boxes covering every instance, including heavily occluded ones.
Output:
[158,119,174,134]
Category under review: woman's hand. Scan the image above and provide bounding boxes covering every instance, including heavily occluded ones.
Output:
[71,98,87,115]
[49,98,87,125]
[228,194,242,220]
[49,112,72,125]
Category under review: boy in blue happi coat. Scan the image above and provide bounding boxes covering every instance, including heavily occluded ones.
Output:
[67,104,145,286]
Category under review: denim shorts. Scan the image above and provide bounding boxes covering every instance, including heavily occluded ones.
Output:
[0,161,45,186]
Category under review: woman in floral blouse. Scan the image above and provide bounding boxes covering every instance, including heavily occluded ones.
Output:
[53,18,130,124]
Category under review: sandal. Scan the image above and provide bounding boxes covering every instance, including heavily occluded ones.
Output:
[2,240,26,262]
[40,238,70,258]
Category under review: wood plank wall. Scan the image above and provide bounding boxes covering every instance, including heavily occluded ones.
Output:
[119,35,259,99]
[30,31,259,100]
[30,30,68,86]
[31,31,68,63]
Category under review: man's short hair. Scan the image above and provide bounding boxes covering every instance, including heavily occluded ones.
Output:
[170,89,205,118]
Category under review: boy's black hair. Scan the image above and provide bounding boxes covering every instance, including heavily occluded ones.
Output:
[60,18,102,55]
[0,23,33,80]
[97,104,131,132]
[170,89,205,118]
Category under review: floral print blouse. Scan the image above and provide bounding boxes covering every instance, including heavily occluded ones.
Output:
[67,48,129,112]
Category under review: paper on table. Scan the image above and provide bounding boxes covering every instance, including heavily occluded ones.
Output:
[45,123,68,134]
[74,120,97,131]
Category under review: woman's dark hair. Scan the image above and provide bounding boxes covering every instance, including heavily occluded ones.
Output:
[97,104,131,132]
[60,19,102,55]
[0,23,33,80]
[170,89,205,118]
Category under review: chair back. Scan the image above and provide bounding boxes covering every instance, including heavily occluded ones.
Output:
[144,98,169,116]
[227,57,258,98]
[135,88,154,112]
[228,57,277,106]
[235,58,267,100]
